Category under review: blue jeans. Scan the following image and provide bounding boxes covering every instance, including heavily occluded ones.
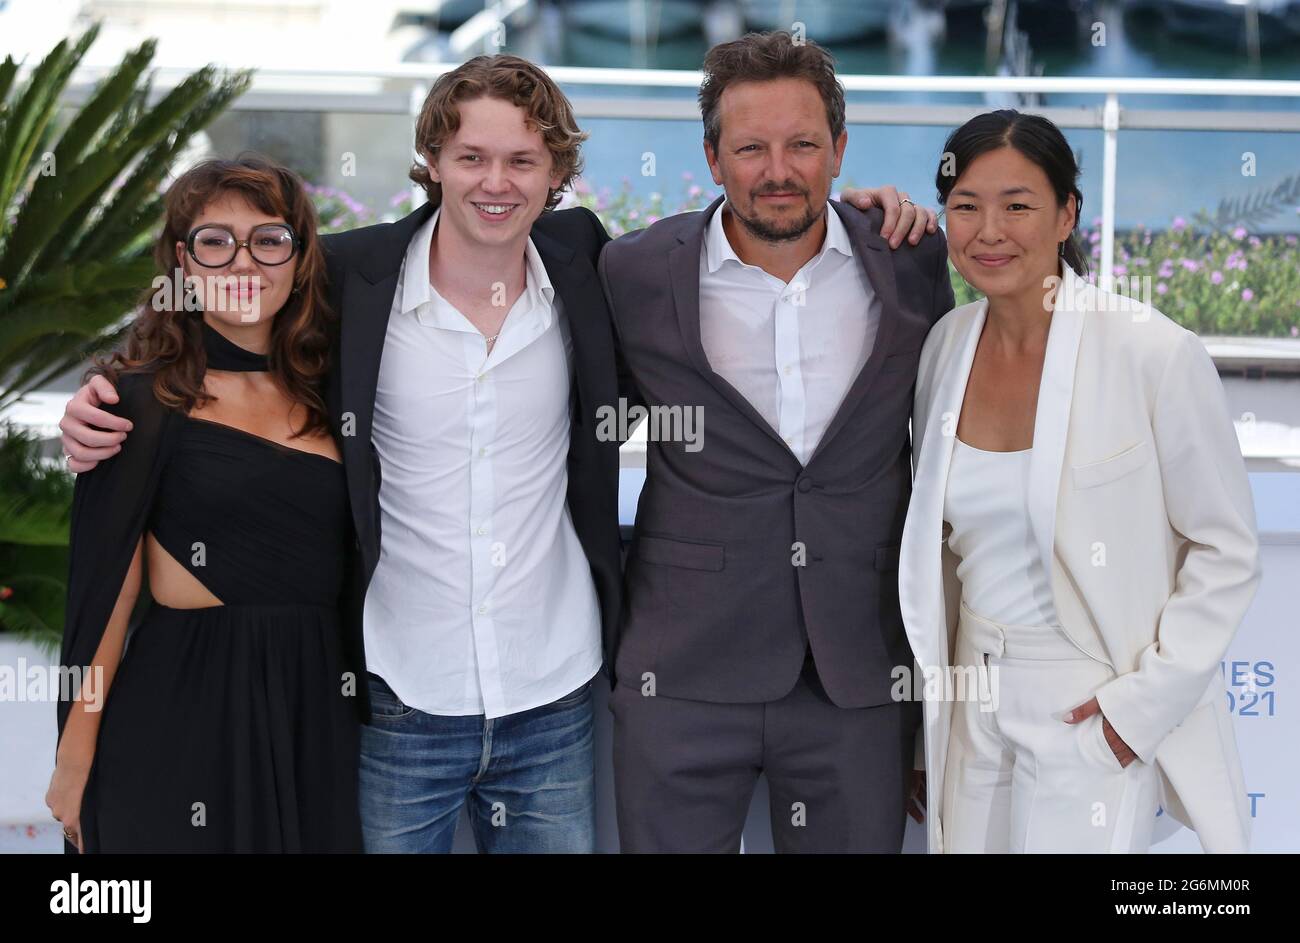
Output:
[358,671,596,853]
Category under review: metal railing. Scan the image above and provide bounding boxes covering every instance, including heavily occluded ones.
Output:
[54,64,1300,297]
[5,66,1300,469]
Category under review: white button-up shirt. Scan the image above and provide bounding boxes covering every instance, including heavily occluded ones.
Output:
[698,200,879,464]
[362,208,603,719]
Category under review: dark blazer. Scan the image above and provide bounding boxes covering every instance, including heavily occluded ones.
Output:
[320,203,624,721]
[598,196,955,708]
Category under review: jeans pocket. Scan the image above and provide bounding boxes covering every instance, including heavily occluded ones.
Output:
[367,672,416,720]
[549,679,592,709]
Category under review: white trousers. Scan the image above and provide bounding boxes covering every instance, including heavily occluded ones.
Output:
[942,602,1160,853]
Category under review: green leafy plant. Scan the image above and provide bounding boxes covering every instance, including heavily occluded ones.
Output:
[950,218,1300,337]
[0,424,73,654]
[567,172,718,236]
[0,23,252,411]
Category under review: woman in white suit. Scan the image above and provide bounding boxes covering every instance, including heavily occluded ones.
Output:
[900,111,1261,853]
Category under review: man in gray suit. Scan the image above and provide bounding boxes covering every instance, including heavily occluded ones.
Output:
[598,31,955,852]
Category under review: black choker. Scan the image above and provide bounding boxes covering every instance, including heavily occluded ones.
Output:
[201,321,269,372]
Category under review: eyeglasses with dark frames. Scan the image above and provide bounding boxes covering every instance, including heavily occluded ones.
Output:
[185,223,299,268]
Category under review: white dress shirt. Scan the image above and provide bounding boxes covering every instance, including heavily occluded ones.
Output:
[362,208,603,719]
[698,200,879,464]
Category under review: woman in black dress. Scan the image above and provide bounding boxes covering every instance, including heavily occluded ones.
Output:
[46,156,362,852]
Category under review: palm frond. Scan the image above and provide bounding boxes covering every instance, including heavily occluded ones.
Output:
[0,28,251,405]
[0,257,156,364]
[0,321,133,412]
[0,28,98,220]
[0,497,71,546]
[1211,174,1300,228]
[0,598,61,656]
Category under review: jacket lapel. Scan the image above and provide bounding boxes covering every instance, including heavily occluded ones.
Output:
[339,202,437,446]
[669,195,794,456]
[899,300,985,672]
[531,224,609,432]
[335,202,435,567]
[806,200,900,464]
[1027,266,1088,601]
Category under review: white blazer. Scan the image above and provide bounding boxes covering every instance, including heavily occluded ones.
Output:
[899,264,1262,854]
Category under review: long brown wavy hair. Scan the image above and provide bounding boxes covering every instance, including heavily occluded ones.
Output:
[96,154,334,437]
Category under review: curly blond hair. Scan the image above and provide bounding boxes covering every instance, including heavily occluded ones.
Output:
[409,55,587,211]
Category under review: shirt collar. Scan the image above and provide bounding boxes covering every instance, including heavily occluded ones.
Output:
[400,207,438,314]
[400,206,556,319]
[522,226,556,316]
[704,197,853,276]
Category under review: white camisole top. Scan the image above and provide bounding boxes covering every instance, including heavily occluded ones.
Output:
[942,437,1062,627]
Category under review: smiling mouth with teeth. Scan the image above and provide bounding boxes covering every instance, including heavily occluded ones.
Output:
[474,203,517,215]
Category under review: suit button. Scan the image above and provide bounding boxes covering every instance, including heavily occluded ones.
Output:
[797,478,813,493]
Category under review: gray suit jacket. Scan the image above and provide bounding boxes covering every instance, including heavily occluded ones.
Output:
[599,195,955,707]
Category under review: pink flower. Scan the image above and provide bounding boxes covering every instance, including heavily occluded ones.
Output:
[1232,226,1247,240]
[1242,288,1254,301]
[1156,282,1168,295]
[1211,271,1223,284]
[1172,217,1187,231]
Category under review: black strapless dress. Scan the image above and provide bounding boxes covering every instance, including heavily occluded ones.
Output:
[59,325,362,853]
